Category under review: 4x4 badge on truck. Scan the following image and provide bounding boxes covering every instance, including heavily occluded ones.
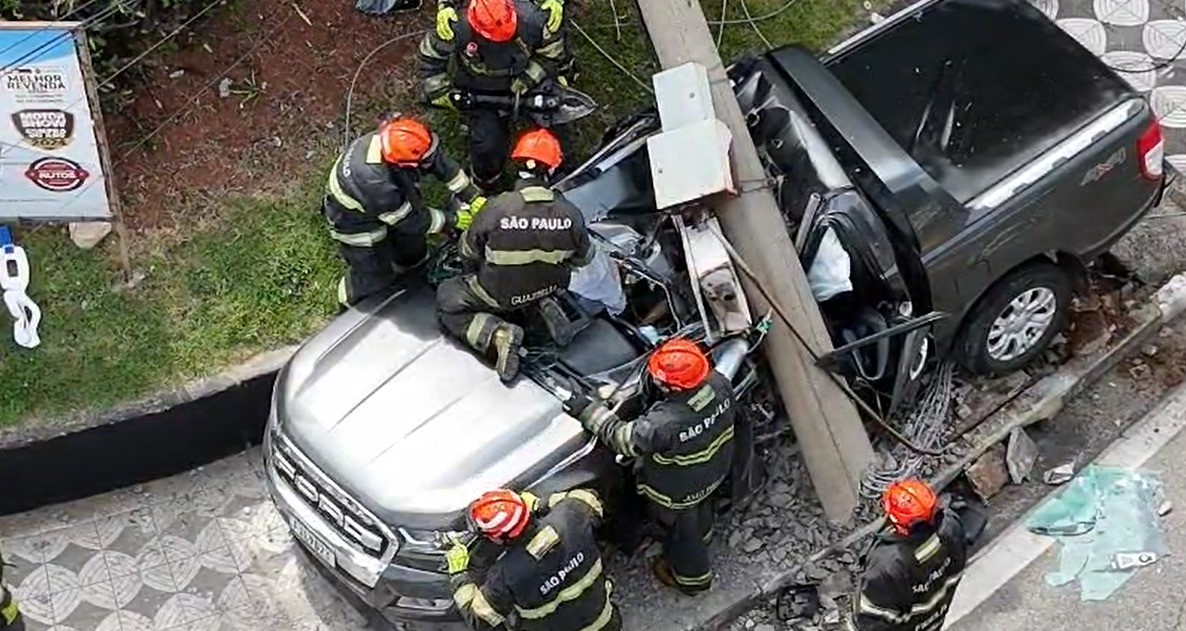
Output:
[1081,147,1126,186]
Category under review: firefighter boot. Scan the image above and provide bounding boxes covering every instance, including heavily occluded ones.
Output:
[537,295,575,346]
[490,323,525,383]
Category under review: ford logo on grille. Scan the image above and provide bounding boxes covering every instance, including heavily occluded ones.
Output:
[276,452,384,553]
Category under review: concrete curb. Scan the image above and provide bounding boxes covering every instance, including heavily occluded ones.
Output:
[0,346,297,516]
[677,272,1186,630]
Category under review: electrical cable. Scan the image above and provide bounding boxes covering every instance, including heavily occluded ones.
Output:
[712,228,947,456]
[716,0,729,49]
[0,2,126,76]
[739,0,774,50]
[114,8,297,163]
[341,29,430,150]
[95,0,229,88]
[0,0,106,61]
[571,20,653,94]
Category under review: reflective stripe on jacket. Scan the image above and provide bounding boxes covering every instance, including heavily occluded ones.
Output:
[853,508,970,631]
[592,372,737,511]
[323,132,478,249]
[450,489,620,631]
[419,0,570,97]
[459,178,592,309]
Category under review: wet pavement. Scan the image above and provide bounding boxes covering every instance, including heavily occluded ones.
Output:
[0,450,373,631]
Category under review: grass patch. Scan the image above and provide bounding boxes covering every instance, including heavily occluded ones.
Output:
[0,172,340,428]
[1,0,870,427]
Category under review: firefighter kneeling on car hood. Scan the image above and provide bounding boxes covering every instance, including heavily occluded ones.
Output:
[850,479,985,631]
[566,338,737,595]
[445,488,622,631]
[436,127,592,382]
[324,116,485,309]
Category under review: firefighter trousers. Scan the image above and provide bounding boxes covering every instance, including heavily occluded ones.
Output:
[653,501,716,594]
[466,108,572,190]
[336,238,428,308]
[436,275,515,355]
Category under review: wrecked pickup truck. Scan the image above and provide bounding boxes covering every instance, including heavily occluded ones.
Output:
[263,0,1166,624]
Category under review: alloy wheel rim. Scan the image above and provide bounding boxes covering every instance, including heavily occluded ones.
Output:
[986,287,1057,362]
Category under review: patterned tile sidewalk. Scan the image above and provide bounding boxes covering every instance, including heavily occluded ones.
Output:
[1036,0,1186,164]
[0,450,373,631]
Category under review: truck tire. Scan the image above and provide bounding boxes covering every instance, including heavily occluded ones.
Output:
[956,263,1073,376]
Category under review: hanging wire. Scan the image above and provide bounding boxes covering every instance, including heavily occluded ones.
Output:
[571,20,653,94]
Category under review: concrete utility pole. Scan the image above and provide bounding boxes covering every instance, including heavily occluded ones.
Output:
[635,0,874,521]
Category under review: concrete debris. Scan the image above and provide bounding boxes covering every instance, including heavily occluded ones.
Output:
[1142,344,1159,357]
[965,444,1010,500]
[1044,462,1076,486]
[1006,427,1039,484]
[1159,500,1173,516]
[743,537,765,554]
[68,221,112,250]
[1129,362,1152,380]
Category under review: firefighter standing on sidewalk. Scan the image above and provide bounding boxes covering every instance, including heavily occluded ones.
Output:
[445,488,622,631]
[1,548,24,631]
[324,116,485,309]
[850,479,985,631]
[567,338,738,595]
[435,128,592,382]
[419,0,573,190]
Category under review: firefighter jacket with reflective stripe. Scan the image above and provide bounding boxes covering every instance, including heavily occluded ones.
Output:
[595,372,737,511]
[323,132,479,249]
[419,0,571,98]
[459,178,592,309]
[853,509,970,631]
[451,489,619,631]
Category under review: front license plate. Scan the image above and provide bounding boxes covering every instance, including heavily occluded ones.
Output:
[290,517,336,568]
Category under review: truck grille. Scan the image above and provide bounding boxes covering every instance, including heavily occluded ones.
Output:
[270,438,393,558]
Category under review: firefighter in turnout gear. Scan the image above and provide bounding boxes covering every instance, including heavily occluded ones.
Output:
[445,488,623,631]
[324,116,484,308]
[1,548,25,631]
[435,128,592,382]
[852,480,983,631]
[567,338,737,595]
[419,0,574,189]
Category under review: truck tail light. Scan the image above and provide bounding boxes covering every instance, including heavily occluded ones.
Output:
[1137,120,1164,181]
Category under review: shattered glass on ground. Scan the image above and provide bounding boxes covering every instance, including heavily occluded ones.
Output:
[1026,465,1168,601]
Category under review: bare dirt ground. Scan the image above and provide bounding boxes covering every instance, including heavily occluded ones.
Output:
[104,0,430,246]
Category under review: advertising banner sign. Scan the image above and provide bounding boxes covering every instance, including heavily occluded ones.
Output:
[0,23,113,221]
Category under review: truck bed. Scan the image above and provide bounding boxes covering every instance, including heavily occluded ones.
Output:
[823,0,1136,204]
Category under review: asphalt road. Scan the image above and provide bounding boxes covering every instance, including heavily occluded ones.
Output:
[947,383,1186,631]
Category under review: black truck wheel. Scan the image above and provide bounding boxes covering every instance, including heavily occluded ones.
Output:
[957,263,1073,376]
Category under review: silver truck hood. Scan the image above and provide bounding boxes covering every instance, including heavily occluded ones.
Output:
[275,284,587,529]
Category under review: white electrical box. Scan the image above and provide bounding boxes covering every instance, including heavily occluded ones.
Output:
[647,118,734,210]
[653,62,714,131]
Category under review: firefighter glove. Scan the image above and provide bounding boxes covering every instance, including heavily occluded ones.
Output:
[541,0,564,34]
[429,93,457,111]
[454,196,487,231]
[511,75,535,96]
[520,491,541,513]
[436,6,459,40]
[578,403,617,436]
[444,537,471,575]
